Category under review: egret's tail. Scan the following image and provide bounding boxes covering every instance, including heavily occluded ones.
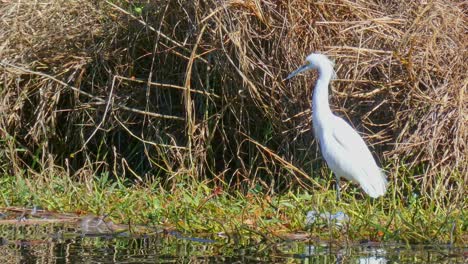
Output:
[359,170,387,198]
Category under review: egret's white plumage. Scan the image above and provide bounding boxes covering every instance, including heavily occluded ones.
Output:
[286,53,387,199]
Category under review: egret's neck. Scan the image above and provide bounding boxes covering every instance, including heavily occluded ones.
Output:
[312,66,334,121]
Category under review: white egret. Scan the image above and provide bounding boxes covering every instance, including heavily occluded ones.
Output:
[286,53,387,199]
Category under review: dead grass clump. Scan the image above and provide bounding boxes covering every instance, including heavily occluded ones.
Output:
[0,1,465,201]
[0,0,110,172]
[389,1,467,176]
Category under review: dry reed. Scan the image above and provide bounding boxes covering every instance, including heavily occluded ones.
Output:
[0,0,465,202]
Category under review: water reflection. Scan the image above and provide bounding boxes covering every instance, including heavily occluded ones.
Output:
[279,242,464,264]
[80,216,113,234]
[0,224,465,263]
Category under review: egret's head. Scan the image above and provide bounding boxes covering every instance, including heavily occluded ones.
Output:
[285,53,335,80]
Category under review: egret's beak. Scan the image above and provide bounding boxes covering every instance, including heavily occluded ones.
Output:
[284,64,310,81]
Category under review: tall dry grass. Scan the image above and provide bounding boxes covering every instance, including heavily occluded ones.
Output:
[0,1,466,201]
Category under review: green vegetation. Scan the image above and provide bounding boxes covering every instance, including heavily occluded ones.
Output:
[1,165,465,244]
[0,0,466,245]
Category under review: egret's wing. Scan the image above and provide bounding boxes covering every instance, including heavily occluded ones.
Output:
[331,117,376,163]
[329,116,387,197]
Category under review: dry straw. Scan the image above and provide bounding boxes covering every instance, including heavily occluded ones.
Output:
[0,1,465,199]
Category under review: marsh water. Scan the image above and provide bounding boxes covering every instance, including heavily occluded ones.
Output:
[1,227,465,263]
[0,209,465,263]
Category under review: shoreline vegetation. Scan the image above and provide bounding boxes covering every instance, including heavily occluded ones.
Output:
[0,1,466,244]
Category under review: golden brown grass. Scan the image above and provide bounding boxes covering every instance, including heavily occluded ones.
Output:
[0,0,466,204]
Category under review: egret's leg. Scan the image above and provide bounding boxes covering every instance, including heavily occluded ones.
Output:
[335,176,341,201]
